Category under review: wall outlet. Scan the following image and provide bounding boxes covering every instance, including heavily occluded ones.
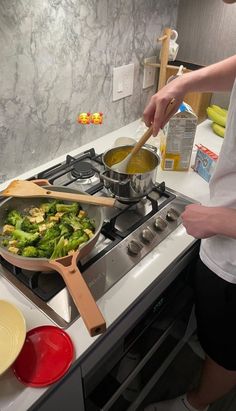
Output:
[113,63,134,101]
[143,56,157,89]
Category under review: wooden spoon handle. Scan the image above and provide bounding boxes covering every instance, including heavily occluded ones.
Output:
[130,125,153,157]
[163,97,176,121]
[42,189,116,207]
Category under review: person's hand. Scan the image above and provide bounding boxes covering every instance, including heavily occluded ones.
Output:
[181,204,216,239]
[143,77,187,136]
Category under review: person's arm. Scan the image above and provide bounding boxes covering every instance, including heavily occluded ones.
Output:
[181,204,236,239]
[143,55,236,136]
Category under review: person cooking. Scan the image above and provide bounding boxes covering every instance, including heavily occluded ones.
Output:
[142,2,236,410]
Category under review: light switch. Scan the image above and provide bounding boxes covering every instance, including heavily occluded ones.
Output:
[143,56,157,89]
[113,64,134,101]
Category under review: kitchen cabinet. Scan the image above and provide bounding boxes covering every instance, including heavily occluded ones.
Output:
[29,365,85,411]
[176,0,236,66]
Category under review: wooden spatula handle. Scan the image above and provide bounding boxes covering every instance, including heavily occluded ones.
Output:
[130,125,153,157]
[41,190,116,207]
[163,97,176,120]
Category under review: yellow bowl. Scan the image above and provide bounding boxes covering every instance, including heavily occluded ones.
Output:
[0,300,26,376]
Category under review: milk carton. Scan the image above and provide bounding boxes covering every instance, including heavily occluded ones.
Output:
[160,102,198,171]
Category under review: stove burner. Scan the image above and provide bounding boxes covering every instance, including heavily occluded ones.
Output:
[71,161,95,179]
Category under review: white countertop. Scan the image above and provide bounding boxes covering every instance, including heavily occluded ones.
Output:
[0,119,222,411]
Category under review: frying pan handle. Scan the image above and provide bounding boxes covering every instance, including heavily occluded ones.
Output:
[33,179,51,186]
[49,254,106,337]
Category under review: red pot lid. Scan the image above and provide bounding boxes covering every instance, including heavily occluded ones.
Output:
[12,325,74,387]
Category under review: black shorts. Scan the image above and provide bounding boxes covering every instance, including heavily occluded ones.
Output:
[193,258,236,371]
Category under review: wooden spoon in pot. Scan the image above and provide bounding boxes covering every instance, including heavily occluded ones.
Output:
[1,180,116,207]
[111,98,176,173]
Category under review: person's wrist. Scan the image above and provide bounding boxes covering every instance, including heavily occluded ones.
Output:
[175,73,191,95]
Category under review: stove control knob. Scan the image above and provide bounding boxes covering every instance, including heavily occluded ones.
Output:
[154,217,168,231]
[141,227,154,243]
[127,240,142,256]
[166,208,180,222]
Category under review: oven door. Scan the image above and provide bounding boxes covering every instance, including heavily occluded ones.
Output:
[84,268,196,411]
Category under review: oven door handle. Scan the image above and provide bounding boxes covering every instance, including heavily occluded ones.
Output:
[100,310,188,411]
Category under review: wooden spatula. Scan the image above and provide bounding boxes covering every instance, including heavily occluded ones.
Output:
[111,98,176,173]
[2,180,116,207]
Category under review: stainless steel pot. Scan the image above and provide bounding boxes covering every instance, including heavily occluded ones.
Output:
[100,145,160,202]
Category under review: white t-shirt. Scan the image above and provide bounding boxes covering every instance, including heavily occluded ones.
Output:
[200,77,236,283]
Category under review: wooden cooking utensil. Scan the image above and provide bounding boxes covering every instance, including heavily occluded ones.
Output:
[111,98,175,173]
[111,125,153,173]
[2,180,116,207]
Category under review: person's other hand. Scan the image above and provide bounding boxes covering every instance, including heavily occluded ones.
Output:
[181,204,216,239]
[143,77,186,136]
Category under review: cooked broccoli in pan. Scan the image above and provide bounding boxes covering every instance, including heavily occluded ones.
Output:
[1,201,95,259]
[55,202,79,214]
[6,210,23,229]
[22,246,39,258]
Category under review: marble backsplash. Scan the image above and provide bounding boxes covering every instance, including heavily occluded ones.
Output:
[0,0,178,180]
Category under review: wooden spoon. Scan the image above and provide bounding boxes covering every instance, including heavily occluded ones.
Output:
[111,98,176,173]
[111,125,153,173]
[1,180,116,207]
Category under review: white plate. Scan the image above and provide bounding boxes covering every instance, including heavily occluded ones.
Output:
[0,300,26,375]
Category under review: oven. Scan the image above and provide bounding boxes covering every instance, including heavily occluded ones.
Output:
[82,246,199,411]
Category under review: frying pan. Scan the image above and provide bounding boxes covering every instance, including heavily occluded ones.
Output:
[0,181,106,337]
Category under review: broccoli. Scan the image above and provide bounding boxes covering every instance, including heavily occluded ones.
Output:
[3,201,94,260]
[38,238,58,258]
[1,238,10,247]
[66,230,89,252]
[21,246,38,258]
[37,245,58,258]
[41,225,61,242]
[55,202,79,214]
[36,226,61,258]
[21,217,39,233]
[60,213,82,231]
[59,223,73,238]
[38,249,49,258]
[12,229,40,248]
[50,236,67,260]
[6,210,23,228]
[80,217,95,231]
[40,201,59,216]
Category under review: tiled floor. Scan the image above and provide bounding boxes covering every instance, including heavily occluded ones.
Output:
[141,342,236,411]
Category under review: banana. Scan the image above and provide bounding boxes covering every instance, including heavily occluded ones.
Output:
[206,107,227,127]
[210,104,228,117]
[212,122,225,138]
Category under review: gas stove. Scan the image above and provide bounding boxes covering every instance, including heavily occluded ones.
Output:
[0,148,194,328]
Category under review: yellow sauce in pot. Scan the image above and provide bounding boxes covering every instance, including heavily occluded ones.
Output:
[104,147,158,174]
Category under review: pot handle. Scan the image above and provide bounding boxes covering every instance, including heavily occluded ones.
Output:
[100,171,130,185]
[49,253,106,337]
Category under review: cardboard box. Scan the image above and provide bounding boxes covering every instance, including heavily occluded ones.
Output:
[160,102,198,171]
[193,144,218,182]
